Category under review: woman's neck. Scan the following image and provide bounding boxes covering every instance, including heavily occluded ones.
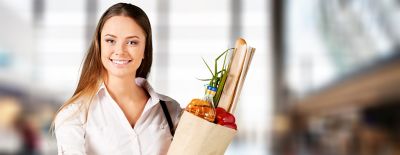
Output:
[104,75,148,105]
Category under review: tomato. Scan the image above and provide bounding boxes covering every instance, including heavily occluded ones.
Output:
[215,107,226,115]
[215,107,236,124]
[214,107,238,130]
[219,112,235,124]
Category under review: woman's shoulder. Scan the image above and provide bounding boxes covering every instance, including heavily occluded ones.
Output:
[157,93,181,109]
[139,78,181,109]
[156,93,183,127]
[54,101,85,128]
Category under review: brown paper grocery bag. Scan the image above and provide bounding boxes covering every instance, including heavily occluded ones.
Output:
[167,111,237,155]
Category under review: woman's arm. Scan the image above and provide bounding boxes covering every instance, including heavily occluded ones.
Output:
[55,104,86,155]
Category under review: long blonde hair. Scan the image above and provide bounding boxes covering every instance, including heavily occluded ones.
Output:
[52,3,153,131]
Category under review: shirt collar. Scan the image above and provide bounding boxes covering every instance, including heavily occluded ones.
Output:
[135,78,161,110]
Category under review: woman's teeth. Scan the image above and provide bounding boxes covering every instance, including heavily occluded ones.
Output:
[111,59,131,65]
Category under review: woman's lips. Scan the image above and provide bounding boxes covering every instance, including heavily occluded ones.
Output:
[109,58,132,65]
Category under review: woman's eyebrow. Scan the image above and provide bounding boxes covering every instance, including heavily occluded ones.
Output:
[126,36,140,39]
[104,34,140,39]
[104,34,116,38]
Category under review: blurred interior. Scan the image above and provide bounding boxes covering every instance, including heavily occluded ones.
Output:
[0,0,399,155]
[272,0,400,155]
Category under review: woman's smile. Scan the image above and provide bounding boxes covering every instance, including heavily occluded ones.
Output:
[109,58,132,65]
[109,58,133,68]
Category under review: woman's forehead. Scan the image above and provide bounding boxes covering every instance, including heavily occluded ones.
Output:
[101,16,145,39]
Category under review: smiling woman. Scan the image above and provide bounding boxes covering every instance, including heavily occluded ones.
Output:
[52,3,182,155]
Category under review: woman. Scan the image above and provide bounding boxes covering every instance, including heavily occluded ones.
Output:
[54,3,182,155]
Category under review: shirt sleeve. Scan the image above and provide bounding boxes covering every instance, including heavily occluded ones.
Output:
[54,103,86,155]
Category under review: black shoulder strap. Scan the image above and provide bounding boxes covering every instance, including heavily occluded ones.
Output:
[160,100,175,136]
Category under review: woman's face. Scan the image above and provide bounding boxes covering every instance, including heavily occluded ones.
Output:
[100,15,146,79]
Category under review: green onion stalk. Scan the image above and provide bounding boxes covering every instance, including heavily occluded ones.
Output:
[199,48,235,107]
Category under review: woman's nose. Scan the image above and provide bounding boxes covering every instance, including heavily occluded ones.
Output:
[114,42,126,55]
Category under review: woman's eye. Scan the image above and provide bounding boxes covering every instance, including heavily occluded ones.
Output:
[127,41,137,45]
[105,39,115,44]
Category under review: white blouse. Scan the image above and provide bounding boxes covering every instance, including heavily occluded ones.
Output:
[55,78,182,155]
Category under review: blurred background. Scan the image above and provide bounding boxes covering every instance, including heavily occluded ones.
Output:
[0,0,399,155]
